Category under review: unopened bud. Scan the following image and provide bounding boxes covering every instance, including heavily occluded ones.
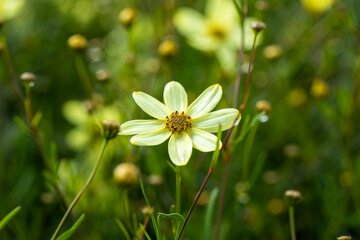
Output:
[20,72,36,87]
[142,206,154,216]
[255,100,272,113]
[284,189,302,205]
[310,78,329,98]
[158,39,177,58]
[119,7,137,28]
[102,119,120,140]
[113,162,140,186]
[95,69,111,82]
[68,34,88,52]
[263,45,283,60]
[251,21,266,33]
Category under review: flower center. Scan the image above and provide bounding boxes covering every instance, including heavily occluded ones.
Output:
[207,22,226,39]
[165,111,192,133]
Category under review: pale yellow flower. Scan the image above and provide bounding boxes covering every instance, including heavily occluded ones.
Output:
[173,0,258,74]
[301,0,334,14]
[119,81,239,166]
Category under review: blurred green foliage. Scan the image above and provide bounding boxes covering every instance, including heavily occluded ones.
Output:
[1,0,360,239]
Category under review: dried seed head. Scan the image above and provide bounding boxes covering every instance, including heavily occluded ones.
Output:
[251,21,266,33]
[284,189,302,204]
[158,39,177,58]
[113,162,140,186]
[101,119,120,140]
[119,7,137,28]
[68,34,88,52]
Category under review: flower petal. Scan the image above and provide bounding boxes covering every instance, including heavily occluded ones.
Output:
[189,128,222,152]
[192,108,239,132]
[168,133,193,166]
[119,120,164,135]
[133,91,169,119]
[186,84,222,118]
[173,8,206,38]
[164,81,188,112]
[130,128,171,146]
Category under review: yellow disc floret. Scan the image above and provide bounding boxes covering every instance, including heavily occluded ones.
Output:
[165,111,192,133]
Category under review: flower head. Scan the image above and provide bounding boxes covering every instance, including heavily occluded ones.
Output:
[120,81,239,166]
[173,0,260,74]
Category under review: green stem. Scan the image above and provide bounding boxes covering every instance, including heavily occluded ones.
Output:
[50,139,109,240]
[74,55,93,98]
[289,205,297,240]
[175,166,181,214]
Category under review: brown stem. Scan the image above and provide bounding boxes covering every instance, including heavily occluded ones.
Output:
[177,165,215,240]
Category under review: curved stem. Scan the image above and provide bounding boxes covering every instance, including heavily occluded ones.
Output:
[177,165,214,240]
[50,139,109,240]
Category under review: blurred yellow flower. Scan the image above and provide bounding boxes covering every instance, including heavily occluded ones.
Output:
[0,0,24,20]
[310,78,329,98]
[301,0,334,14]
[287,88,307,107]
[173,0,259,74]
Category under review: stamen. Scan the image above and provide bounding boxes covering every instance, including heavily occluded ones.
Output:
[165,111,192,133]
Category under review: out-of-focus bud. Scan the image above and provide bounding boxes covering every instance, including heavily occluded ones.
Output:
[251,21,266,33]
[147,174,163,186]
[95,69,111,83]
[263,44,283,60]
[113,162,140,186]
[197,191,211,206]
[283,144,301,158]
[287,88,307,108]
[301,0,334,14]
[256,100,272,114]
[267,198,285,215]
[101,119,120,140]
[255,1,270,11]
[119,7,137,29]
[158,39,177,58]
[310,78,329,98]
[142,206,154,216]
[284,189,302,205]
[20,72,37,87]
[68,34,88,52]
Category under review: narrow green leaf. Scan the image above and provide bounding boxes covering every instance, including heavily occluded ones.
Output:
[203,189,219,240]
[13,116,30,134]
[0,206,21,231]
[157,212,184,226]
[56,214,85,240]
[115,219,131,240]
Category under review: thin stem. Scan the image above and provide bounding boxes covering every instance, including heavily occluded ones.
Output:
[232,0,248,107]
[175,166,182,214]
[74,55,93,98]
[214,28,261,240]
[289,205,297,240]
[177,165,214,240]
[0,36,24,101]
[50,139,109,240]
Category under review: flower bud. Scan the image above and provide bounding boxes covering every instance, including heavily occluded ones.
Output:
[263,45,283,60]
[255,100,272,114]
[119,7,137,28]
[68,34,88,52]
[251,21,266,33]
[95,69,111,83]
[158,39,177,58]
[310,78,329,98]
[101,119,120,140]
[20,72,36,87]
[113,162,140,186]
[284,189,302,205]
[142,206,154,216]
